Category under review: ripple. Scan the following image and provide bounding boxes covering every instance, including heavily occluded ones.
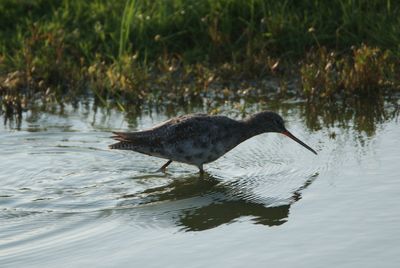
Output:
[2,100,399,266]
[204,132,319,205]
[0,210,120,266]
[0,111,321,238]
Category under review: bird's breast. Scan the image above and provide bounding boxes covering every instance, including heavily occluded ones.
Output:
[165,135,238,166]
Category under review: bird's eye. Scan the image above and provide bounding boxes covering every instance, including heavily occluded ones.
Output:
[275,119,284,129]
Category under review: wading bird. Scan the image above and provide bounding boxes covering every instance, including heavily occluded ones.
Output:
[110,111,317,174]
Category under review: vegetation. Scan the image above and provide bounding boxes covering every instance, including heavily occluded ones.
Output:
[1,0,399,116]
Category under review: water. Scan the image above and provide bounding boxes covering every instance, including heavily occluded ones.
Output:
[0,100,399,267]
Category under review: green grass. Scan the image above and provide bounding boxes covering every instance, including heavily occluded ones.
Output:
[2,0,399,62]
[1,0,399,114]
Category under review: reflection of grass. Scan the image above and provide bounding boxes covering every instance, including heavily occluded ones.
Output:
[1,0,400,115]
[301,97,399,138]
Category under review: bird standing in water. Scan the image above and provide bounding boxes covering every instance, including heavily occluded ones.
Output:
[110,111,317,174]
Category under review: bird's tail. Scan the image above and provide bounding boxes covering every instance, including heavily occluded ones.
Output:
[109,131,138,150]
[109,141,138,150]
[110,131,138,141]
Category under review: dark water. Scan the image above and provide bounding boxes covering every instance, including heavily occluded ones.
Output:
[0,99,399,267]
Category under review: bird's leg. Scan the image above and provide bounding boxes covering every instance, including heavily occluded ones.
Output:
[158,160,172,173]
[199,164,205,177]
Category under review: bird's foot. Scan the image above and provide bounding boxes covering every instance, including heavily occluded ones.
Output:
[156,167,167,173]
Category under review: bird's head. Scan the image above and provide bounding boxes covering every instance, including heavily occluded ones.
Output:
[246,111,317,155]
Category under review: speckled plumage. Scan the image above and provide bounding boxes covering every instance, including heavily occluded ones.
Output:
[110,111,317,173]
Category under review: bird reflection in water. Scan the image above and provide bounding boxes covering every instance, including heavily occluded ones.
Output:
[117,172,319,232]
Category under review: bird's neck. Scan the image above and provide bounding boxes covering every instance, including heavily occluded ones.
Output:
[239,118,265,142]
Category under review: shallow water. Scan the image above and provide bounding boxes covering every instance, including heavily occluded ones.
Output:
[0,100,399,267]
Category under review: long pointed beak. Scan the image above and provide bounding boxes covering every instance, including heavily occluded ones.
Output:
[282,130,317,155]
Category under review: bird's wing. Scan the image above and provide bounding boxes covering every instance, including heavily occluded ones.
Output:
[110,114,208,145]
[162,114,241,145]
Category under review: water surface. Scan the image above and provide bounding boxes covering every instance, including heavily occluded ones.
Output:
[0,100,399,267]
